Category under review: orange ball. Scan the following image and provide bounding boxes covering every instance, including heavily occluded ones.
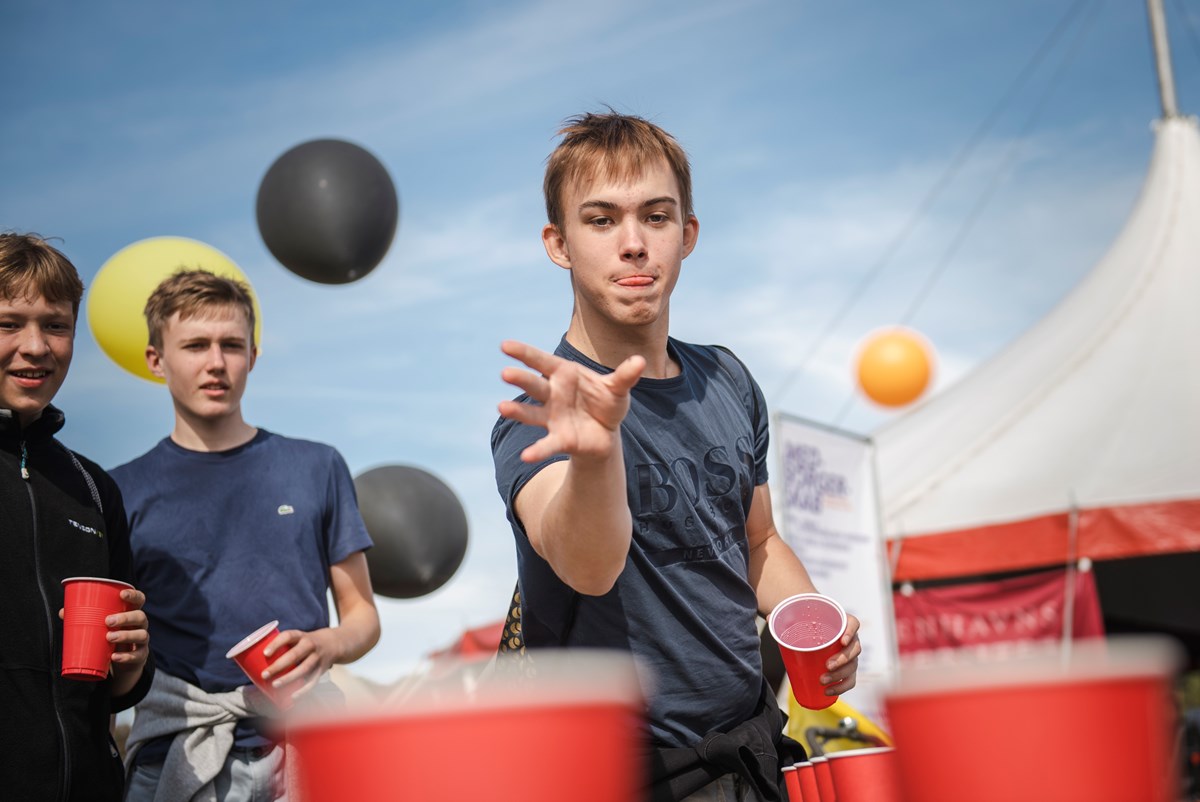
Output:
[855,327,935,407]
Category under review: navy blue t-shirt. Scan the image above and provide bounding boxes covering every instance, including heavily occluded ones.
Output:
[492,337,770,748]
[111,429,373,692]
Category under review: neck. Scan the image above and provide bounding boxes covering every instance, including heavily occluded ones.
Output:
[170,409,257,453]
[565,311,677,379]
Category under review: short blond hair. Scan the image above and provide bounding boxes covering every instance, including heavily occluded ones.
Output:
[543,111,694,232]
[144,270,256,350]
[0,232,85,318]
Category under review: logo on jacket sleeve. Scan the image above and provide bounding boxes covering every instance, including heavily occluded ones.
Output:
[67,519,103,538]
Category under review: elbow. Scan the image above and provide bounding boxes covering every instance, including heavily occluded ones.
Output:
[572,573,620,597]
[562,559,624,597]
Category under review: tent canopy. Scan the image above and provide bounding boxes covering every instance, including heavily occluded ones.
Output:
[875,116,1200,581]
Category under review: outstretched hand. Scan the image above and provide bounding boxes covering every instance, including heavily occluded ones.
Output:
[498,340,645,464]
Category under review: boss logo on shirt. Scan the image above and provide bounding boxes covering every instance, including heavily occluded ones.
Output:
[67,519,103,538]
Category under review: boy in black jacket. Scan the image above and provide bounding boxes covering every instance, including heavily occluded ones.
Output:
[0,232,153,801]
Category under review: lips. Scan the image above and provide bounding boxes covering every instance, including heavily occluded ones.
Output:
[9,369,50,387]
[615,275,654,288]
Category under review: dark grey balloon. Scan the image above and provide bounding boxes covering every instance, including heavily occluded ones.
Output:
[256,139,399,284]
[354,465,468,599]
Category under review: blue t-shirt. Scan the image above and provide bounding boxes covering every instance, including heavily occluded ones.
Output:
[111,429,372,692]
[492,337,770,748]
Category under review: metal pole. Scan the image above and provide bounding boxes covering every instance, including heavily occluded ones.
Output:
[1061,494,1080,667]
[1146,0,1179,118]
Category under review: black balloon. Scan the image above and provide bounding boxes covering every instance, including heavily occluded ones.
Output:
[354,465,468,599]
[256,139,399,284]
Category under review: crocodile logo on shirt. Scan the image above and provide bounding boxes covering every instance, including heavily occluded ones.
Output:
[277,504,295,516]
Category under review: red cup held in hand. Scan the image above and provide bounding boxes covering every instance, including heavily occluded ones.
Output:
[226,620,296,710]
[61,577,133,681]
[768,593,847,710]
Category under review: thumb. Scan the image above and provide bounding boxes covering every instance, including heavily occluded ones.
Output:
[610,354,646,392]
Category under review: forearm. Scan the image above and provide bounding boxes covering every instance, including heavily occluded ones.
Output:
[536,451,632,596]
[314,602,380,665]
[749,531,819,616]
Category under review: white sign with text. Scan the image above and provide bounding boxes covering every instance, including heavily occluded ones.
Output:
[774,413,897,728]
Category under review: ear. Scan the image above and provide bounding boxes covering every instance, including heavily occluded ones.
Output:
[145,346,165,379]
[249,345,258,373]
[542,223,572,270]
[682,214,700,259]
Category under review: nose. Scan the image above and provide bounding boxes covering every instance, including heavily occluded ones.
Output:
[205,344,227,371]
[619,220,647,262]
[17,323,50,357]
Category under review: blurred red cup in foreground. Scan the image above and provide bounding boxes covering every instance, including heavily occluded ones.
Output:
[885,637,1182,802]
[768,593,847,710]
[795,762,822,802]
[288,651,643,802]
[61,577,132,681]
[225,620,296,710]
[826,746,899,802]
[782,765,803,801]
[810,755,837,802]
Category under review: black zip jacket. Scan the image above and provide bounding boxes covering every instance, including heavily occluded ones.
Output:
[0,405,154,801]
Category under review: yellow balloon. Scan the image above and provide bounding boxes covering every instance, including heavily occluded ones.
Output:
[87,237,264,383]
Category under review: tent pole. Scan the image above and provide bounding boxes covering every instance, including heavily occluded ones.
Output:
[1146,0,1180,119]
[1061,494,1080,666]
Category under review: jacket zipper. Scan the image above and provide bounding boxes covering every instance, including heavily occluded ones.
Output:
[24,441,72,802]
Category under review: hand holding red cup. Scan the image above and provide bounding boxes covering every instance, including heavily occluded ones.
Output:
[60,577,148,681]
[226,621,300,709]
[768,593,860,709]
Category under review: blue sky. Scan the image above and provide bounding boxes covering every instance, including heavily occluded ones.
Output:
[5,0,1198,682]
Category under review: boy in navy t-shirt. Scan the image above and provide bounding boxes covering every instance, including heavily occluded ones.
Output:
[491,112,862,802]
[112,270,379,801]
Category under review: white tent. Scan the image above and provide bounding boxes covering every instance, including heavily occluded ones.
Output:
[874,111,1200,582]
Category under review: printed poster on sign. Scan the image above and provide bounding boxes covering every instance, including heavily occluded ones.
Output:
[775,413,897,725]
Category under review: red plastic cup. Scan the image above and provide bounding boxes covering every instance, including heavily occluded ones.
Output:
[61,577,133,681]
[288,650,644,801]
[768,593,847,710]
[225,620,295,710]
[885,638,1181,802]
[783,765,803,801]
[810,756,837,802]
[795,762,822,802]
[826,747,900,802]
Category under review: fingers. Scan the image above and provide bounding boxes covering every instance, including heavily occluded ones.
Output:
[500,366,551,403]
[841,613,861,645]
[262,631,324,687]
[498,398,548,429]
[107,611,150,666]
[119,588,147,610]
[501,340,559,375]
[821,630,862,694]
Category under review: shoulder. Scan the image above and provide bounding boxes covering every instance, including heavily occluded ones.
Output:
[673,339,754,381]
[255,430,344,463]
[109,439,170,485]
[64,447,122,498]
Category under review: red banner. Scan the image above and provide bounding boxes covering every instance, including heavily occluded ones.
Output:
[893,568,1104,656]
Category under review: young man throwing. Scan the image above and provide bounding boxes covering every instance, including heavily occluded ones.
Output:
[492,113,861,802]
[112,270,380,801]
[0,232,153,801]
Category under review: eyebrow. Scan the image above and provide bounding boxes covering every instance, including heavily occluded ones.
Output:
[578,196,679,213]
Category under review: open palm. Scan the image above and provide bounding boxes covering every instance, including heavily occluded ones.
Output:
[498,340,645,464]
